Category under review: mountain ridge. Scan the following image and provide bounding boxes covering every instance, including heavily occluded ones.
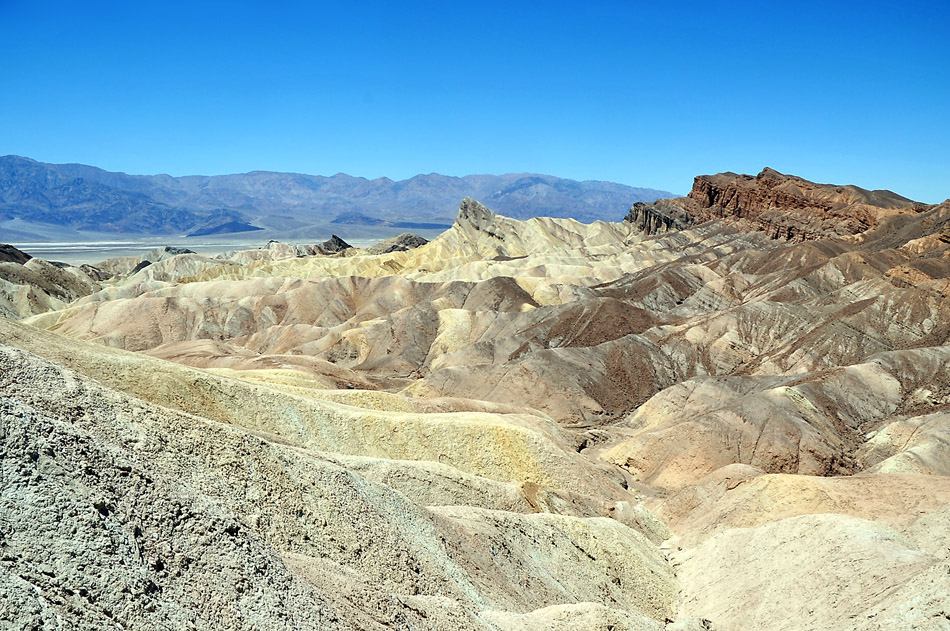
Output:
[0,155,676,237]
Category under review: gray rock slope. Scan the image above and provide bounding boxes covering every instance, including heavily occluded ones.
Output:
[0,338,677,630]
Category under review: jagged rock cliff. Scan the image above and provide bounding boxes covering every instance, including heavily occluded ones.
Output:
[626,167,924,240]
[624,200,692,234]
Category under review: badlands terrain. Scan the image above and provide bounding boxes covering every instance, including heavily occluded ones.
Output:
[2,167,950,630]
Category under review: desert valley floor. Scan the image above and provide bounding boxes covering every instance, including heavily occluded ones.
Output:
[2,168,949,630]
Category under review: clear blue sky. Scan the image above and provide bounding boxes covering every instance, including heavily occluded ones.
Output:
[1,0,948,201]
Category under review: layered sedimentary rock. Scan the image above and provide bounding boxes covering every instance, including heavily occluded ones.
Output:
[0,318,676,630]
[0,237,359,319]
[365,233,428,255]
[626,167,923,240]
[0,254,102,319]
[3,170,950,629]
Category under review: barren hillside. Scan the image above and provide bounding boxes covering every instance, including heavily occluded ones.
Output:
[2,169,949,630]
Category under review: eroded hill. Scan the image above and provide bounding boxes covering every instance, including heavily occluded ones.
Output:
[2,169,949,630]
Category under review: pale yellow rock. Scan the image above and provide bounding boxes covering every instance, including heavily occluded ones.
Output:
[0,317,625,498]
[674,514,949,631]
[480,603,664,631]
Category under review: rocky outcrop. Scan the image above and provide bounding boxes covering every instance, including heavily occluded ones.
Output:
[0,255,101,319]
[365,233,428,255]
[624,200,692,234]
[626,168,923,241]
[316,234,352,254]
[129,259,152,274]
[457,197,500,233]
[78,263,113,282]
[96,245,197,276]
[688,167,916,215]
[0,243,31,264]
[259,237,353,259]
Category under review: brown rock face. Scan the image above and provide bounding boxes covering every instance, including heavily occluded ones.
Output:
[315,234,352,254]
[365,233,428,255]
[0,243,32,264]
[625,199,693,234]
[627,168,923,241]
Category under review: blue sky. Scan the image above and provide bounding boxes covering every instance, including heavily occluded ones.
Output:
[1,0,948,201]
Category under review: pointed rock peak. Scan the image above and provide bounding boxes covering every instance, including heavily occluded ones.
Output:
[457,197,496,228]
[757,167,785,179]
[321,234,352,253]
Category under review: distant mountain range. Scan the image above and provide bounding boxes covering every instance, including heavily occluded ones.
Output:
[0,155,675,240]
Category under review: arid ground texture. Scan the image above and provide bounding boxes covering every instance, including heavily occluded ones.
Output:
[2,168,949,630]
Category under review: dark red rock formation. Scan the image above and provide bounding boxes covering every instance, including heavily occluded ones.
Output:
[626,168,924,241]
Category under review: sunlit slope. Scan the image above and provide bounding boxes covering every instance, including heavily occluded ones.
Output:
[0,318,626,498]
[1,331,677,630]
[163,198,665,292]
